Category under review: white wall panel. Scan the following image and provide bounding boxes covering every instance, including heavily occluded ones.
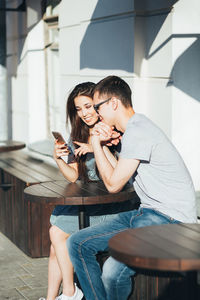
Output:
[60,0,134,28]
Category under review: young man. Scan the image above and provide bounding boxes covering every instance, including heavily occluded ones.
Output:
[67,76,197,300]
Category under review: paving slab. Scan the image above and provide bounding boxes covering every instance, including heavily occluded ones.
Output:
[0,233,48,300]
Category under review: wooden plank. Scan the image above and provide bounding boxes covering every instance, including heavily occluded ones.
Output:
[109,225,200,271]
[129,225,200,258]
[4,158,52,182]
[0,150,63,180]
[146,224,200,254]
[9,154,63,180]
[76,181,137,205]
[13,176,27,252]
[109,230,180,270]
[24,185,65,204]
[41,204,54,256]
[130,271,199,300]
[43,180,133,205]
[41,181,85,204]
[0,157,57,183]
[0,155,63,258]
[0,160,41,184]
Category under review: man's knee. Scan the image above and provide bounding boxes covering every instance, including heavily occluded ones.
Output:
[102,257,135,285]
[102,257,121,284]
[67,231,94,259]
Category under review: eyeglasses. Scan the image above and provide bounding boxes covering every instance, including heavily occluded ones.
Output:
[93,97,111,113]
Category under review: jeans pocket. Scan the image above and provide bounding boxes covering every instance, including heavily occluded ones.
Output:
[151,209,180,224]
[129,207,143,227]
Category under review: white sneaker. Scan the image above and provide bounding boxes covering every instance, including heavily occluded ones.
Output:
[56,284,83,300]
[38,298,46,300]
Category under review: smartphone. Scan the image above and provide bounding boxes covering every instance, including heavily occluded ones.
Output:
[52,131,66,144]
[52,131,73,159]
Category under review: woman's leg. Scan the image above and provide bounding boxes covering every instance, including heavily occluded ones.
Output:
[49,225,75,297]
[47,244,62,300]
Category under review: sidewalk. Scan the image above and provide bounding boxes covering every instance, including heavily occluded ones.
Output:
[0,232,48,300]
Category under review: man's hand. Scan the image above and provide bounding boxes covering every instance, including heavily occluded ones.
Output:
[106,129,122,146]
[91,122,121,145]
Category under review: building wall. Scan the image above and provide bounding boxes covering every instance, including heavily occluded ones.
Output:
[7,0,47,143]
[59,0,135,136]
[171,0,200,190]
[6,0,200,190]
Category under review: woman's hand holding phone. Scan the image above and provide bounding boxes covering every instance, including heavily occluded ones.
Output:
[53,141,71,160]
[52,131,71,161]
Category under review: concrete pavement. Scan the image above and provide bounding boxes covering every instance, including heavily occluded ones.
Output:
[0,232,49,300]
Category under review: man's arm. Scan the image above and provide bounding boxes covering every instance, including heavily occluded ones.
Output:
[91,131,139,193]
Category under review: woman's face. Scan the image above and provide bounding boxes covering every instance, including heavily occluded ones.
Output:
[74,95,98,126]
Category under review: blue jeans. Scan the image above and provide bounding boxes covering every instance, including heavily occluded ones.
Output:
[67,207,180,300]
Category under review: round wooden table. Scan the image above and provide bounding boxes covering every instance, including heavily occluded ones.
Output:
[0,140,26,152]
[109,223,200,271]
[109,223,200,300]
[24,180,140,229]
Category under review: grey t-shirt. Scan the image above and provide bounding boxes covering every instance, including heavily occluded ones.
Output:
[120,113,197,223]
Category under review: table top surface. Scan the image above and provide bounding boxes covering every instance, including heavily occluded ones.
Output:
[109,223,200,272]
[0,140,26,152]
[24,179,140,206]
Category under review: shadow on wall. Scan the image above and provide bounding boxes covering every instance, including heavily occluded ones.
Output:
[132,0,200,103]
[134,0,179,75]
[80,0,180,73]
[148,33,200,103]
[168,35,200,103]
[80,0,134,72]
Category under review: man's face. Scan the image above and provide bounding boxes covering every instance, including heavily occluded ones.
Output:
[93,92,113,126]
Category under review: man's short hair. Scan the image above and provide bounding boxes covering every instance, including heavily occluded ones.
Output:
[93,75,132,108]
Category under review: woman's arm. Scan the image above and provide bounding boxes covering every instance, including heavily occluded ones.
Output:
[53,141,79,182]
[73,140,118,168]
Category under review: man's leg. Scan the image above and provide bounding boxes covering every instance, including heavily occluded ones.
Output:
[67,210,135,300]
[68,208,179,300]
[102,257,135,300]
[102,207,180,300]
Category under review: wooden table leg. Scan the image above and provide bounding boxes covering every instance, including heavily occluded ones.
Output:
[78,206,90,229]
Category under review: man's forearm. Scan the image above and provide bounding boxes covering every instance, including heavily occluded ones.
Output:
[91,136,114,189]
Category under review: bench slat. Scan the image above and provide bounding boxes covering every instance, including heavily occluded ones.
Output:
[0,160,41,185]
[0,150,63,183]
[7,151,63,180]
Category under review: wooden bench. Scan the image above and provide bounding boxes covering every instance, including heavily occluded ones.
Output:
[0,150,63,258]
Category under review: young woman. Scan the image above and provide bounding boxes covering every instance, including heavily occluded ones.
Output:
[40,82,134,300]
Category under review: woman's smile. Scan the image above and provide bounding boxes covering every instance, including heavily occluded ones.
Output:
[74,95,98,126]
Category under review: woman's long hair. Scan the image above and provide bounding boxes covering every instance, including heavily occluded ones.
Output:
[66,82,96,181]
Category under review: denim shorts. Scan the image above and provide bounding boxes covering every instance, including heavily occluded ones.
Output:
[50,213,118,234]
[50,199,137,234]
